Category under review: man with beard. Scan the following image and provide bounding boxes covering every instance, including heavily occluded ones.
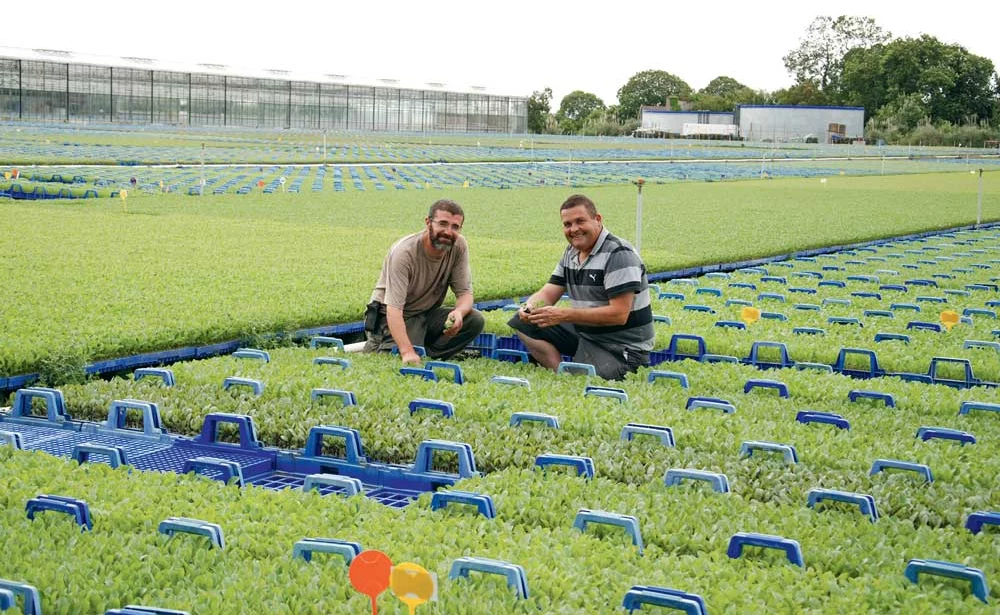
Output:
[509,194,654,380]
[363,199,484,364]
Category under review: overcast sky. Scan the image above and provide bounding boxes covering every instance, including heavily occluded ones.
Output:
[11,0,999,106]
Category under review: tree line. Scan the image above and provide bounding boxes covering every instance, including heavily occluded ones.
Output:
[528,15,1000,145]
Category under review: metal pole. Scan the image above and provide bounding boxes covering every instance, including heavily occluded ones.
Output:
[200,142,205,196]
[323,130,327,165]
[633,179,645,254]
[977,168,983,226]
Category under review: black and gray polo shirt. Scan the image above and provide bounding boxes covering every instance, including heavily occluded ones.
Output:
[549,228,655,352]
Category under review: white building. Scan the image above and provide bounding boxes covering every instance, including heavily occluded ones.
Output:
[638,108,736,137]
[735,105,864,143]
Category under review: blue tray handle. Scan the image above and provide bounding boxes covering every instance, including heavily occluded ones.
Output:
[965,511,1000,535]
[928,357,976,384]
[848,389,895,407]
[492,348,529,363]
[303,426,365,464]
[658,292,685,301]
[222,377,264,396]
[313,356,351,370]
[534,453,594,479]
[685,396,736,414]
[792,327,826,336]
[903,559,989,604]
[739,440,798,464]
[12,387,67,421]
[807,488,878,523]
[746,341,792,367]
[963,340,1000,353]
[310,388,357,407]
[622,586,707,614]
[310,336,344,350]
[232,348,270,363]
[647,371,689,388]
[408,398,454,418]
[663,469,730,493]
[870,459,933,482]
[105,607,190,615]
[743,379,790,398]
[727,532,804,567]
[795,411,850,430]
[573,509,644,555]
[399,367,438,381]
[916,426,976,445]
[424,361,465,385]
[431,491,496,519]
[795,362,834,373]
[448,557,529,599]
[621,423,675,447]
[182,457,245,487]
[292,538,362,563]
[73,443,128,469]
[302,474,364,496]
[194,413,262,448]
[25,495,93,531]
[414,440,479,478]
[106,399,163,436]
[584,386,628,403]
[509,412,559,428]
[874,332,910,343]
[0,430,24,450]
[157,517,224,549]
[133,368,176,387]
[557,361,596,376]
[391,345,426,357]
[715,320,747,330]
[0,580,41,615]
[490,375,530,389]
[958,401,1000,415]
[653,315,672,325]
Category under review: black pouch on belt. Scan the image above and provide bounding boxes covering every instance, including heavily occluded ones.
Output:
[363,301,382,333]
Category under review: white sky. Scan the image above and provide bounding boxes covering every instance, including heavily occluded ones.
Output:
[13,0,999,107]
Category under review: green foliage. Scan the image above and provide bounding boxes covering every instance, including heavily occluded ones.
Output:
[700,76,748,98]
[555,91,606,135]
[616,70,693,121]
[783,15,891,93]
[843,35,999,128]
[36,346,89,387]
[527,88,553,134]
[3,172,1000,378]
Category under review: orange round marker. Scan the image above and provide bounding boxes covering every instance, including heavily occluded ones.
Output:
[349,550,392,615]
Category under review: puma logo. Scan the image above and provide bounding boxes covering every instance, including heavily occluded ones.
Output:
[589,274,597,281]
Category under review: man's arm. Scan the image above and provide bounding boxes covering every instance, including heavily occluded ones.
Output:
[523,291,632,328]
[385,305,421,364]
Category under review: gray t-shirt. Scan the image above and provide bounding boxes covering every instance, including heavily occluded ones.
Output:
[370,231,472,317]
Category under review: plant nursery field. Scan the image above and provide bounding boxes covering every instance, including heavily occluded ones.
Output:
[2,171,998,378]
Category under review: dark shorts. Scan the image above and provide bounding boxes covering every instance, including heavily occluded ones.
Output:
[507,314,648,381]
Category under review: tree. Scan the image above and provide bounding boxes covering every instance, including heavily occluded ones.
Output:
[700,76,747,98]
[772,81,830,106]
[556,90,605,134]
[616,70,693,121]
[783,15,891,94]
[841,35,999,125]
[527,88,552,134]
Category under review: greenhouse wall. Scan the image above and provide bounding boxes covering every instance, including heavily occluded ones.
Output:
[0,54,527,133]
[736,105,864,143]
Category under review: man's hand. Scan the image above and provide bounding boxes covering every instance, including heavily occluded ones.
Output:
[400,350,422,365]
[523,305,564,328]
[442,310,464,337]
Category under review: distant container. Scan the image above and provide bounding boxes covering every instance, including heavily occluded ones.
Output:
[736,105,864,143]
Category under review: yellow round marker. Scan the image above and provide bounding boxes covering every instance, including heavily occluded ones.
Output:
[740,306,761,326]
[940,310,959,331]
[390,562,435,615]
